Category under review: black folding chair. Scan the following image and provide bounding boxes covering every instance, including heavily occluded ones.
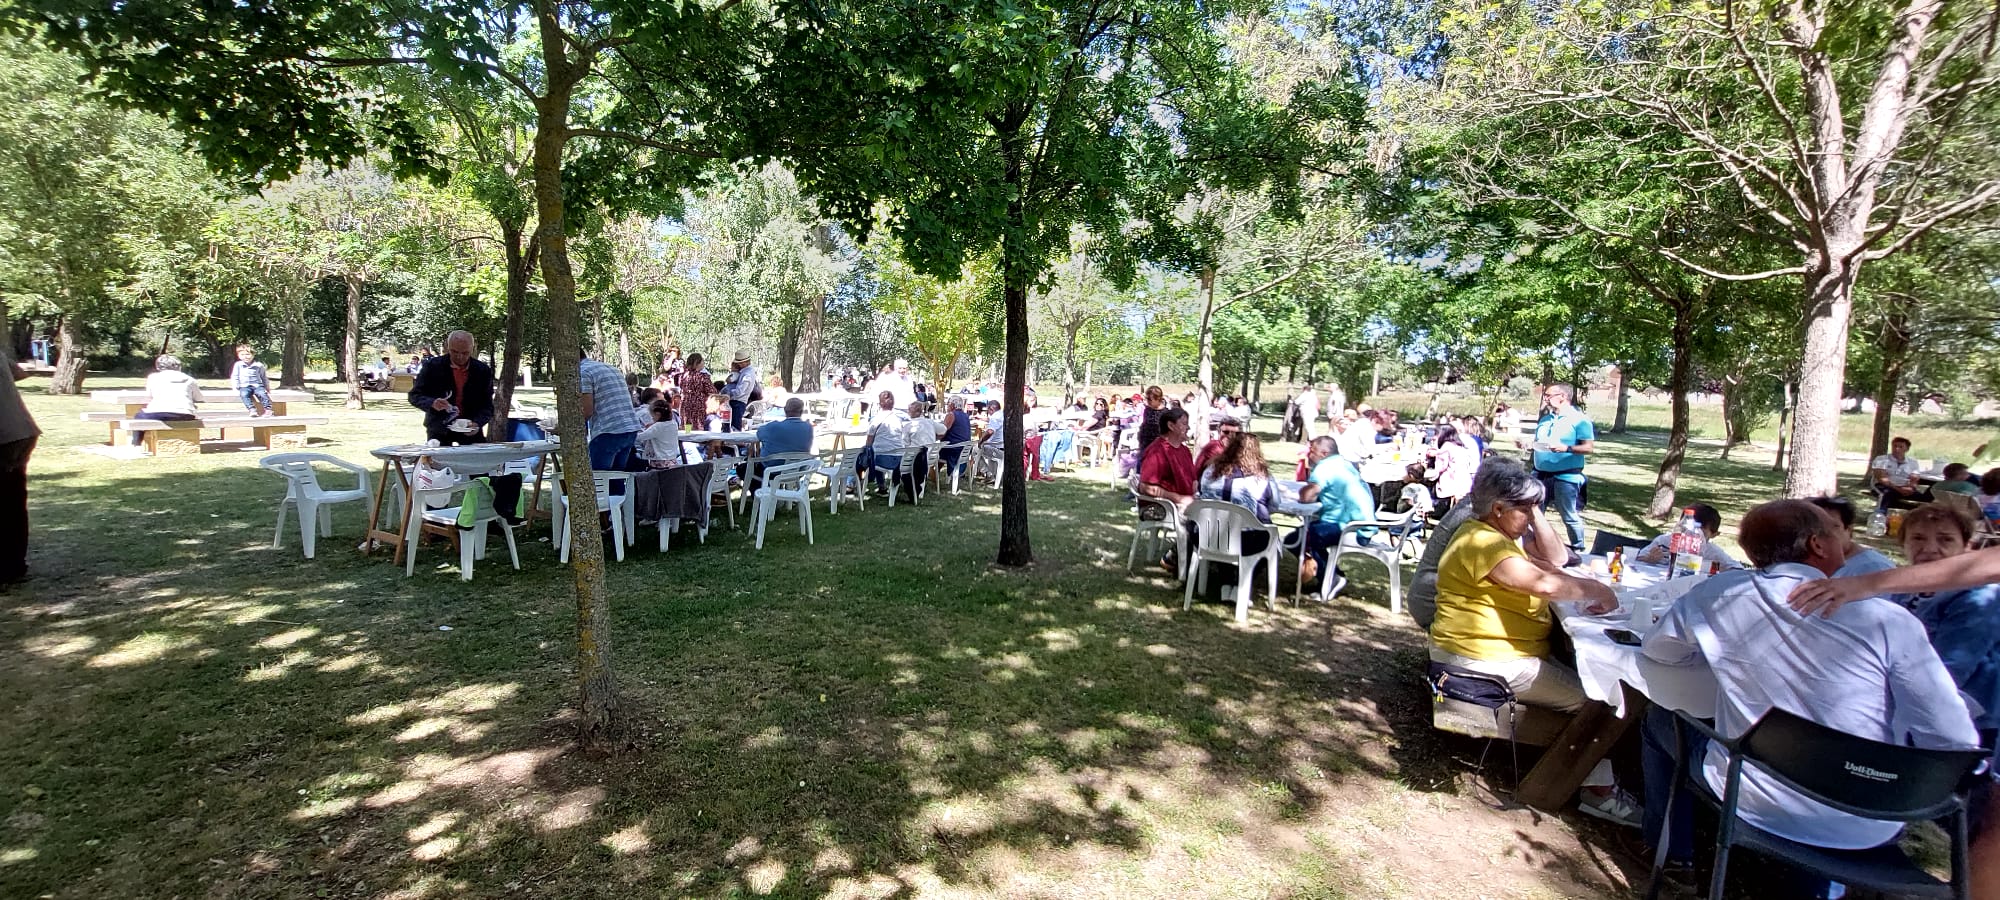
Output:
[1646,707,1988,900]
[1587,529,1650,557]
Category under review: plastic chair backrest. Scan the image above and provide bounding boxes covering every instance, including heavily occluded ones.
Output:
[1734,707,1987,821]
[706,466,733,493]
[1184,499,1251,555]
[1588,530,1651,556]
[767,459,818,491]
[827,447,864,473]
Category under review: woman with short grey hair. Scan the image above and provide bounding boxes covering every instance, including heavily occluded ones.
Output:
[131,354,204,449]
[1430,452,1637,825]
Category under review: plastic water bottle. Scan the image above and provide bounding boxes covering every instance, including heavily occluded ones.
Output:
[1868,505,1889,537]
[1667,507,1706,579]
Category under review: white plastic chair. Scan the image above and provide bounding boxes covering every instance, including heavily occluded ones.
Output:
[751,460,819,549]
[1302,508,1417,613]
[405,477,521,580]
[738,451,813,518]
[817,447,867,514]
[973,442,1004,485]
[1181,499,1283,624]
[260,452,374,559]
[555,472,632,563]
[885,448,922,507]
[931,440,972,495]
[1126,495,1185,577]
[700,464,735,540]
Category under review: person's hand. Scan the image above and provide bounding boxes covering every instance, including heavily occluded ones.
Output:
[1547,443,1568,453]
[431,399,449,412]
[1637,545,1665,564]
[1580,580,1617,615]
[1789,577,1864,618]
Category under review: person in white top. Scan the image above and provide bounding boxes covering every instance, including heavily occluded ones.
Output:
[1294,386,1318,439]
[1870,435,1930,508]
[1332,414,1374,464]
[874,358,918,411]
[861,391,908,494]
[634,401,683,468]
[131,354,203,448]
[1633,502,1741,569]
[1639,500,1977,876]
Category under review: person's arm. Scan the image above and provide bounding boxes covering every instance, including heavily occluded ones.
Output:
[1640,602,1701,666]
[1869,461,1891,488]
[1487,553,1616,613]
[580,388,597,422]
[409,363,448,412]
[1791,546,2000,616]
[1523,505,1568,566]
[185,377,202,407]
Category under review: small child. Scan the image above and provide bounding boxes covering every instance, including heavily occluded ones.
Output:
[636,402,682,469]
[1635,502,1741,569]
[230,345,274,416]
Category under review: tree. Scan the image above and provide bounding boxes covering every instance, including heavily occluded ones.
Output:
[7,0,759,749]
[766,0,1352,566]
[0,35,215,393]
[875,242,1000,390]
[1425,0,2000,497]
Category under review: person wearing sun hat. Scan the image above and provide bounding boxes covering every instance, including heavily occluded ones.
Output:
[721,350,760,431]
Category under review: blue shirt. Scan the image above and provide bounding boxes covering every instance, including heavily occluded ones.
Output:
[1309,455,1378,538]
[1910,585,2000,731]
[579,359,643,440]
[756,417,814,455]
[942,409,971,444]
[1838,546,1898,578]
[1533,410,1595,483]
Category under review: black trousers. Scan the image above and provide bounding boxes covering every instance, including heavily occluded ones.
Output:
[0,436,34,581]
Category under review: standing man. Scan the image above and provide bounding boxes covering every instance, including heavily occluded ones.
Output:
[722,350,759,431]
[879,358,917,410]
[0,358,40,584]
[1296,383,1319,440]
[1527,384,1594,555]
[578,353,645,471]
[408,330,494,445]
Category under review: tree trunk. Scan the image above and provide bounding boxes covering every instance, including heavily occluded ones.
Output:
[618,327,631,375]
[776,319,799,391]
[1612,363,1631,433]
[1867,300,1910,464]
[493,220,531,430]
[342,274,365,410]
[802,224,835,392]
[531,10,623,750]
[1773,379,1794,472]
[1647,302,1696,519]
[280,308,307,390]
[1253,356,1266,406]
[1785,257,1859,498]
[1061,326,1079,406]
[1192,267,1217,443]
[49,314,86,394]
[996,127,1033,568]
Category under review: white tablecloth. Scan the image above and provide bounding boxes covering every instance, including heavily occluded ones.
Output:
[678,430,758,445]
[370,440,557,474]
[1553,562,1718,718]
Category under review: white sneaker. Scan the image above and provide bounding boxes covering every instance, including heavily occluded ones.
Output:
[1316,575,1347,602]
[1575,787,1643,829]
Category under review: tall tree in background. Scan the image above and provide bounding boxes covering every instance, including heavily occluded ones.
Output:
[765,0,1351,566]
[1426,0,2000,497]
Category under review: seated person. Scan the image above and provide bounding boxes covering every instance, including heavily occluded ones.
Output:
[1429,464,1629,825]
[1197,432,1280,568]
[635,402,683,469]
[1870,436,1931,508]
[1292,436,1382,593]
[1640,500,1978,890]
[755,397,815,455]
[1805,495,1897,576]
[1633,502,1741,569]
[1893,503,2000,737]
[901,401,940,495]
[938,396,973,477]
[1136,409,1198,571]
[1933,462,1980,496]
[1407,458,1568,630]
[859,391,908,494]
[1195,415,1241,471]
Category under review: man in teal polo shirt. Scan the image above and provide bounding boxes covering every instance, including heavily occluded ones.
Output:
[1530,384,1595,555]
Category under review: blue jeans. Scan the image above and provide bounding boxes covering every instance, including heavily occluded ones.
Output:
[1038,429,1074,469]
[238,385,272,413]
[1543,475,1586,552]
[728,399,747,431]
[1291,520,1344,568]
[868,453,901,488]
[588,431,637,473]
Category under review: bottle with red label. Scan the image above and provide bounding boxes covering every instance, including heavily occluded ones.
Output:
[1667,507,1706,578]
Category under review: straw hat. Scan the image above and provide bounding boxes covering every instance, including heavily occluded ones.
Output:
[732,351,751,366]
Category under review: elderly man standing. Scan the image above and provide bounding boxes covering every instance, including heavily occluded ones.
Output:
[578,353,644,470]
[875,358,917,410]
[1639,500,1978,894]
[409,330,494,445]
[722,351,759,431]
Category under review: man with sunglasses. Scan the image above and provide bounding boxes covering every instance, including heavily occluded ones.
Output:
[1196,416,1243,471]
[1525,384,1595,556]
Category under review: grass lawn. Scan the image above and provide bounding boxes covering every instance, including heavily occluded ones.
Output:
[0,375,1931,899]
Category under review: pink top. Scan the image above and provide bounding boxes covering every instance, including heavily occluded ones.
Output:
[1433,439,1481,501]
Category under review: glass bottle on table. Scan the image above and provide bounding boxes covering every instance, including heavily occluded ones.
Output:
[1608,546,1625,584]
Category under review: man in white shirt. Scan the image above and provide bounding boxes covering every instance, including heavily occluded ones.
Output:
[1295,386,1318,439]
[1639,499,1977,882]
[874,358,917,411]
[860,391,908,495]
[1332,414,1374,464]
[1870,436,1930,508]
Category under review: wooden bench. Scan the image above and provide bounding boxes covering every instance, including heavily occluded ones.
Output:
[118,415,331,455]
[85,388,316,445]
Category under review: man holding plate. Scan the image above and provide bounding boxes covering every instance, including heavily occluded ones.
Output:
[409,330,495,446]
[1527,384,1595,556]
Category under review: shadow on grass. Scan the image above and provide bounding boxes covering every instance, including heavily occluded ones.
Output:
[0,462,1625,899]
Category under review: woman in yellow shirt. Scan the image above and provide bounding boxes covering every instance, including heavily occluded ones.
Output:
[1429,460,1634,826]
